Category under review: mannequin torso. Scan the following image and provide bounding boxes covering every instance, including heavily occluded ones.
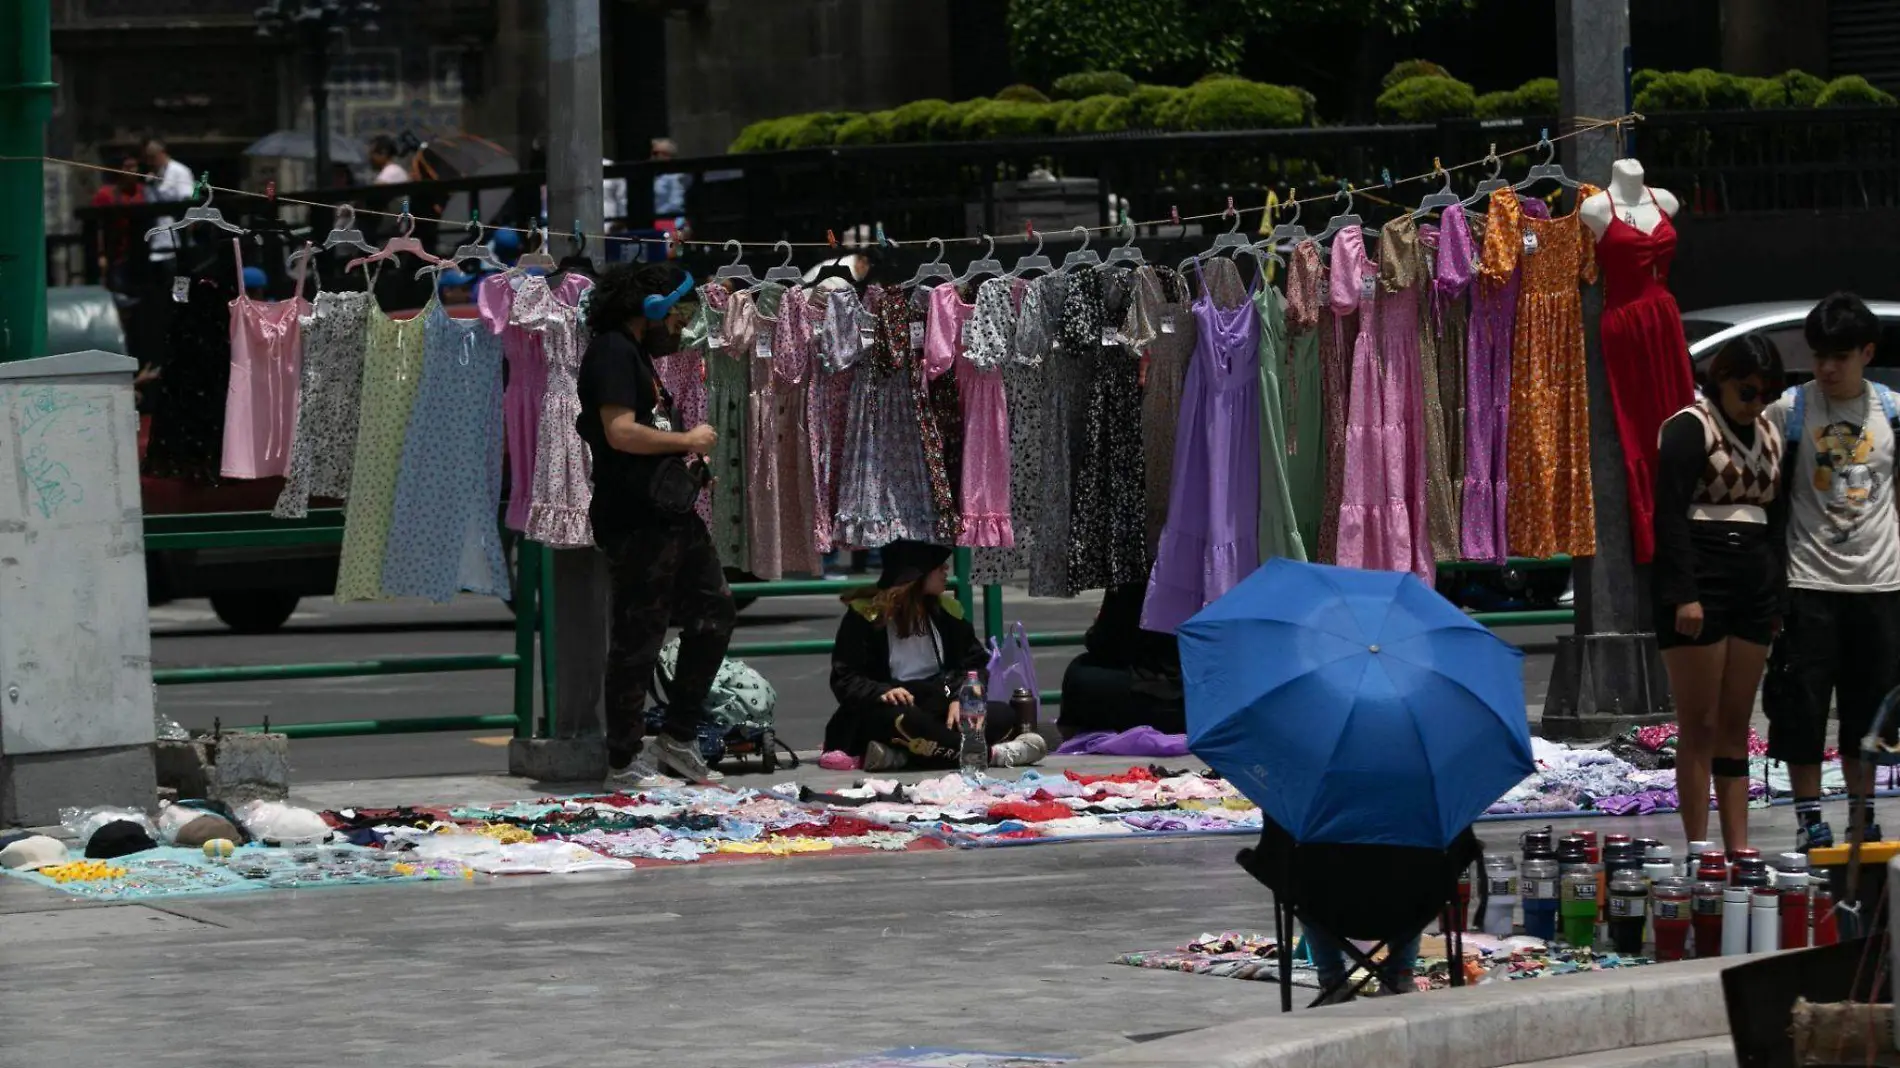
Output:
[1582,159,1679,239]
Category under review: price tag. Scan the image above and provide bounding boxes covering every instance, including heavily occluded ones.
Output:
[857,322,877,351]
[708,330,728,349]
[1522,230,1540,254]
[908,321,925,349]
[1159,314,1177,334]
[958,318,969,345]
[1360,276,1376,301]
[1100,325,1119,347]
[171,275,190,303]
[755,334,773,361]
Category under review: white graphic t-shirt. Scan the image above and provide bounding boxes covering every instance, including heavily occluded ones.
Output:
[1769,381,1900,591]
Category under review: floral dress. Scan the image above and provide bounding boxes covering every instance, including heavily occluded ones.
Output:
[809,286,866,554]
[652,344,709,527]
[336,294,433,601]
[381,301,509,602]
[1028,272,1077,596]
[910,287,960,543]
[833,285,939,546]
[957,276,1017,548]
[276,290,371,518]
[517,274,593,548]
[1069,266,1149,592]
[971,277,1050,586]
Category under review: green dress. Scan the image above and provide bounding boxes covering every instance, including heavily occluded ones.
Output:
[336,294,433,602]
[688,283,749,572]
[1281,242,1326,557]
[1253,283,1307,562]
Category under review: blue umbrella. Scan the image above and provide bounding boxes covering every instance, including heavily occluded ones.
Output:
[1180,559,1533,850]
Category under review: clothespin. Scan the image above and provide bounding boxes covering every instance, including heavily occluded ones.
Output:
[266,180,276,201]
[400,196,411,215]
[1433,157,1444,178]
[1169,205,1180,230]
[196,173,209,198]
[827,229,839,250]
[1259,189,1278,236]
[1539,127,1550,145]
[1381,167,1392,188]
[1225,195,1236,219]
[874,221,888,249]
[1024,218,1034,239]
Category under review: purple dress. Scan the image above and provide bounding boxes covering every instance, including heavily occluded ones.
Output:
[1142,258,1263,633]
[1461,197,1549,562]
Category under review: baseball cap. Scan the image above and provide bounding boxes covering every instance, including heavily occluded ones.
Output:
[0,835,69,872]
[85,820,157,859]
[174,814,241,848]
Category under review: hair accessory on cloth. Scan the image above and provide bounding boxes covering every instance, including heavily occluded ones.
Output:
[643,271,695,319]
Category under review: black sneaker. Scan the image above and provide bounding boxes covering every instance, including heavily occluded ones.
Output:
[1796,821,1834,853]
[646,734,724,785]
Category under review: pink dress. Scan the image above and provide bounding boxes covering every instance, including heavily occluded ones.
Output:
[652,347,711,527]
[222,239,305,479]
[479,272,592,532]
[516,274,594,548]
[726,285,821,580]
[1332,226,1423,580]
[956,277,1015,547]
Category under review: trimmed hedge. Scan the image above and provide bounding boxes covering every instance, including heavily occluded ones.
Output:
[1382,59,1450,90]
[1128,83,1182,128]
[1176,78,1304,130]
[995,83,1051,104]
[1816,74,1899,108]
[1749,69,1826,109]
[927,100,985,141]
[1051,71,1137,100]
[1377,75,1476,121]
[1634,71,1708,112]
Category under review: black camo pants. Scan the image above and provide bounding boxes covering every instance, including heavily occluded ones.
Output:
[599,520,736,755]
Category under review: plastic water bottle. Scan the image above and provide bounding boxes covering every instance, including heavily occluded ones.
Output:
[957,671,987,780]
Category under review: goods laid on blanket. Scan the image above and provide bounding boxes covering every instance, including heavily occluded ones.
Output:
[0,766,1254,900]
[1118,930,1655,991]
[1483,829,1846,962]
[1485,731,1898,817]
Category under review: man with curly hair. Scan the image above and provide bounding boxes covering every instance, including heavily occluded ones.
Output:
[576,262,733,784]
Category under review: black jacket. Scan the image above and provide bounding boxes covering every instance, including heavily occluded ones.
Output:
[822,593,986,752]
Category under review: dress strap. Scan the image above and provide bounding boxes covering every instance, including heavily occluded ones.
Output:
[231,236,245,294]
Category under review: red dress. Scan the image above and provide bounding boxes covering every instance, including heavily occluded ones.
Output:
[1596,189,1696,564]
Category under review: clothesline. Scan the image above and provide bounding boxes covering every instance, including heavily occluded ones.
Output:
[9,111,1639,253]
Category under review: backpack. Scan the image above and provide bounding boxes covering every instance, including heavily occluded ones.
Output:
[1785,380,1900,465]
[648,639,796,771]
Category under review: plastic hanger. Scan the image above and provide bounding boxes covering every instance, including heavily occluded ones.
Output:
[321,203,376,254]
[1008,228,1053,279]
[1103,231,1145,267]
[714,239,758,287]
[1264,189,1308,247]
[954,234,1004,285]
[143,176,246,240]
[511,227,559,275]
[1411,159,1462,219]
[556,217,598,276]
[346,202,445,273]
[1462,147,1510,208]
[418,215,508,279]
[286,240,322,293]
[1316,183,1370,246]
[905,236,955,288]
[1060,226,1100,272]
[1206,199,1253,255]
[1513,130,1579,191]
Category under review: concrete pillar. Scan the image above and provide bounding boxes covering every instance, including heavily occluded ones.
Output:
[1545,0,1672,738]
[0,0,53,363]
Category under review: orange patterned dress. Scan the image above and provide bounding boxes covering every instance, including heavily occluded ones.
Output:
[1482,188,1599,560]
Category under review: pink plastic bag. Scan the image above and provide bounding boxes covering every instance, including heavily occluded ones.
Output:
[985,621,1041,722]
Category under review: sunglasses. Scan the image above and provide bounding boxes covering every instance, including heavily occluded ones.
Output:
[1731,384,1777,403]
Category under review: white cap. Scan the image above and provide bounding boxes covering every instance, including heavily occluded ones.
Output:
[0,835,68,872]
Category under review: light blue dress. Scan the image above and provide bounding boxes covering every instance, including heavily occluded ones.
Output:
[380,299,509,602]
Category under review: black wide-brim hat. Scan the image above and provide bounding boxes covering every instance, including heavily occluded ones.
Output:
[877,540,953,589]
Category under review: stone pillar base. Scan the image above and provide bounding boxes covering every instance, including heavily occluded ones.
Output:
[0,744,155,828]
[208,733,289,804]
[1543,632,1675,741]
[508,737,606,783]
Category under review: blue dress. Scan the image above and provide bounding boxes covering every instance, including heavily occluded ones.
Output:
[381,299,509,602]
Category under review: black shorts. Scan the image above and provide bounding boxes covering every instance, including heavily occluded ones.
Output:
[1763,588,1900,765]
[1653,526,1779,650]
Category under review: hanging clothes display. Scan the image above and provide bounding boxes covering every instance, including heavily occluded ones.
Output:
[1375,216,1432,582]
[915,286,963,544]
[809,286,865,553]
[1135,267,1194,555]
[221,240,305,480]
[1420,205,1474,563]
[1333,225,1419,578]
[957,276,1017,548]
[653,345,712,528]
[770,285,824,577]
[834,285,939,546]
[380,301,509,602]
[144,269,235,485]
[1253,266,1307,564]
[971,276,1049,585]
[1596,188,1696,565]
[1143,256,1261,633]
[726,284,819,579]
[1462,199,1545,563]
[1027,272,1076,597]
[1313,239,1352,565]
[688,282,748,565]
[478,271,593,532]
[518,274,594,549]
[1489,190,1600,561]
[335,293,433,602]
[1069,266,1150,591]
[275,289,372,518]
[1282,243,1326,558]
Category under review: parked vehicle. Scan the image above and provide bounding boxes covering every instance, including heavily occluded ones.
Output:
[1683,300,1900,385]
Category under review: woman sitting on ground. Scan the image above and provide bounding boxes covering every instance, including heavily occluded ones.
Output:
[822,540,1048,772]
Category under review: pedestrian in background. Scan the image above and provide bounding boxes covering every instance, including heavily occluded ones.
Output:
[369,135,408,185]
[140,136,194,264]
[91,153,146,292]
[1651,334,1787,853]
[1764,292,1900,850]
[575,263,733,786]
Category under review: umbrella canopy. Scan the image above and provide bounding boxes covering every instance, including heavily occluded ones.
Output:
[243,130,366,164]
[1180,559,1533,850]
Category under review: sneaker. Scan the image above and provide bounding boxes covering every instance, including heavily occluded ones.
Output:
[1850,821,1884,845]
[1796,821,1835,853]
[646,733,725,785]
[608,751,665,788]
[990,731,1049,768]
[863,740,909,772]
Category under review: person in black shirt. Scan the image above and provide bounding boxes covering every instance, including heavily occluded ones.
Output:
[575,263,734,785]
[1650,334,1787,852]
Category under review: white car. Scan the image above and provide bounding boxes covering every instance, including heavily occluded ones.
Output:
[1683,300,1900,387]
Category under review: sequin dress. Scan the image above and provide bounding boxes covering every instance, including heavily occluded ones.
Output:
[1137,267,1194,555]
[1028,272,1077,596]
[275,290,371,518]
[336,295,432,602]
[518,275,593,548]
[834,285,939,546]
[1069,267,1150,592]
[1488,189,1599,560]
[144,273,234,484]
[1283,243,1326,556]
[380,301,509,602]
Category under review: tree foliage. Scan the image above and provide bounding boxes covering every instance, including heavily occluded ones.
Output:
[1007,0,1472,84]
